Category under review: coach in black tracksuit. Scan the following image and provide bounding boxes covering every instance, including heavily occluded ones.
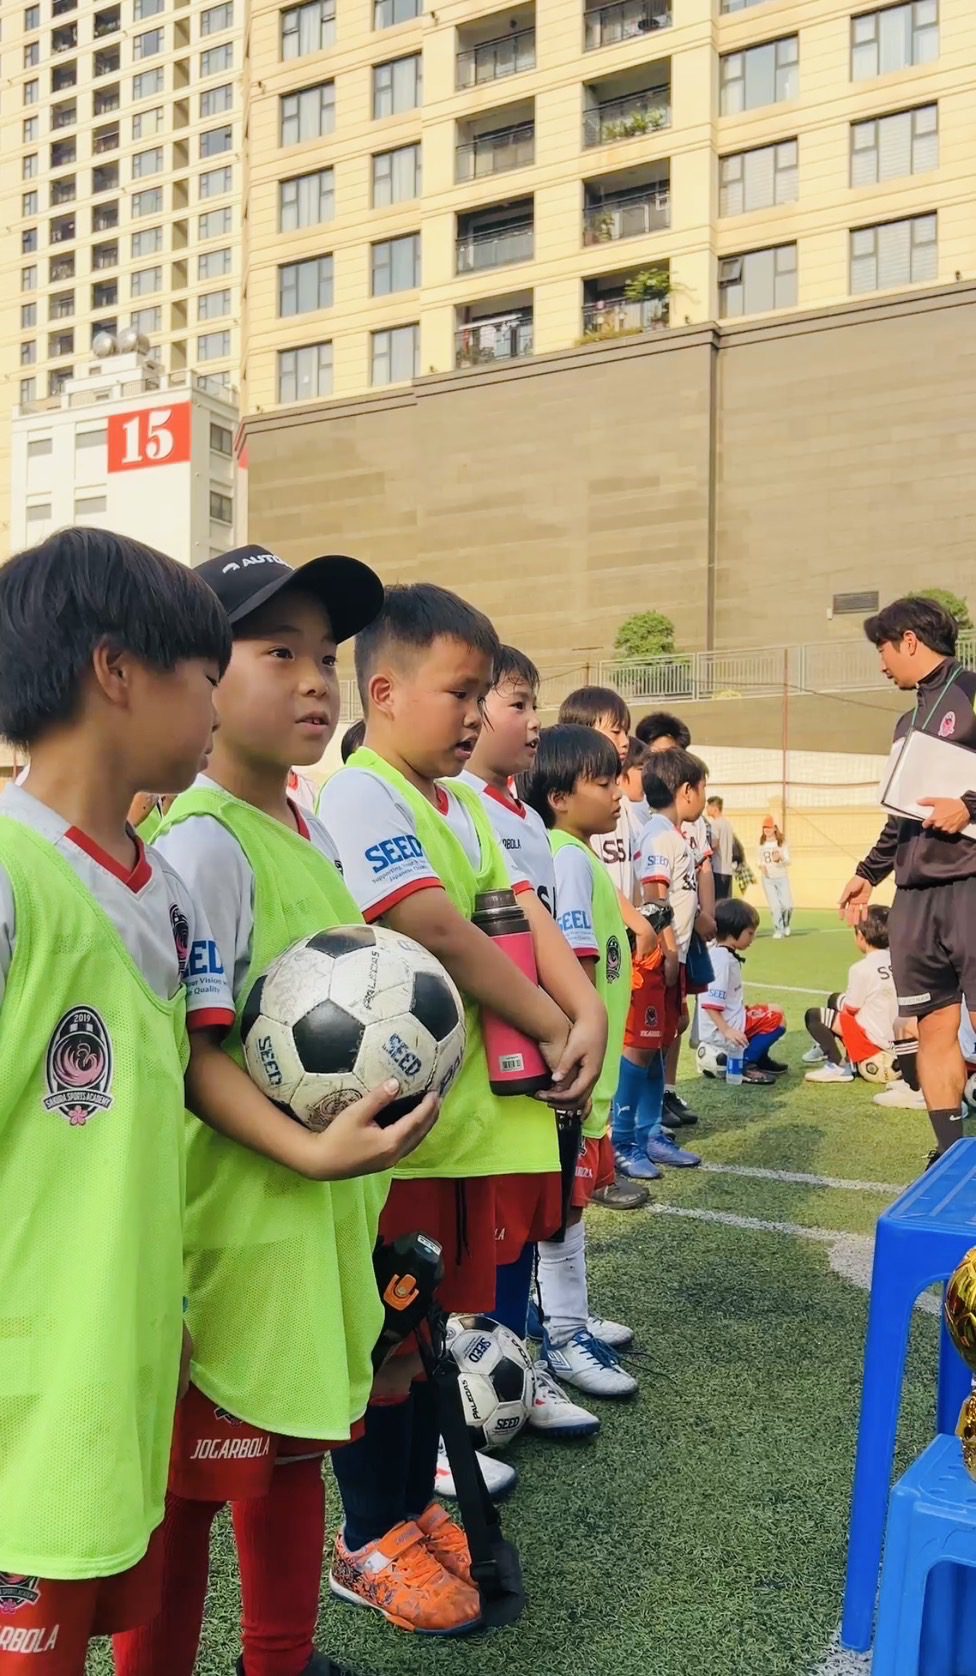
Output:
[840,596,976,1160]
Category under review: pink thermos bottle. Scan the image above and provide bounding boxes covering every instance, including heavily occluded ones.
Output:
[473,889,551,1096]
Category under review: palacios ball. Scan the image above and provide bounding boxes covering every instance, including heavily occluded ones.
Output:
[944,1246,976,1375]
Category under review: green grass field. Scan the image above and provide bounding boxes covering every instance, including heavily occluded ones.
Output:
[89,914,950,1676]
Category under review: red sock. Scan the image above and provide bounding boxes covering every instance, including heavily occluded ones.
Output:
[113,1491,220,1676]
[232,1455,326,1676]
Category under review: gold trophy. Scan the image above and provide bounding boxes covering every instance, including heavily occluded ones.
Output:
[943,1247,976,1475]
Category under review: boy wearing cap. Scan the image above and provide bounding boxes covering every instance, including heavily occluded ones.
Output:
[115,545,445,1676]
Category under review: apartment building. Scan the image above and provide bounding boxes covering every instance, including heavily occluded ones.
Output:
[240,0,975,414]
[0,0,245,544]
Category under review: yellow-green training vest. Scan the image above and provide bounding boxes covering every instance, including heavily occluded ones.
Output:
[161,786,386,1439]
[136,805,163,844]
[0,819,187,1578]
[343,749,559,1180]
[550,830,631,1140]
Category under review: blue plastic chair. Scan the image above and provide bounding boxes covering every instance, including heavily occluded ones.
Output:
[842,1139,976,1653]
[872,1433,976,1674]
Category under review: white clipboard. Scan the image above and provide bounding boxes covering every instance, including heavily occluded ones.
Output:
[880,729,976,840]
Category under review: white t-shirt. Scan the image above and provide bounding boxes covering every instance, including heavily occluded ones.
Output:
[317,766,529,923]
[636,812,698,958]
[156,775,342,1004]
[682,816,713,880]
[0,784,234,1027]
[590,798,643,905]
[554,842,600,960]
[710,815,735,876]
[458,770,555,915]
[759,839,791,877]
[841,947,897,1053]
[698,945,745,1045]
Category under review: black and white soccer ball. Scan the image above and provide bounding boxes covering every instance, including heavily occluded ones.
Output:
[856,1051,897,1087]
[696,1042,728,1079]
[446,1314,534,1452]
[242,925,465,1129]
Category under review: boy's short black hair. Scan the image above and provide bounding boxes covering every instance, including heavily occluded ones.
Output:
[354,582,499,707]
[642,746,708,809]
[623,736,649,775]
[521,724,620,829]
[0,526,232,751]
[716,898,760,940]
[558,685,631,734]
[863,596,958,657]
[493,644,539,694]
[707,794,724,811]
[859,904,890,949]
[340,718,366,762]
[635,710,692,749]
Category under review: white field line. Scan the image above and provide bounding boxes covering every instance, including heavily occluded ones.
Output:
[700,1161,905,1195]
[811,1630,872,1676]
[743,979,824,996]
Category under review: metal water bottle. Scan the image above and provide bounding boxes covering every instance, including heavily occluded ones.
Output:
[472,889,551,1097]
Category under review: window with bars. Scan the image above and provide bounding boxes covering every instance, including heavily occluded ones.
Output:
[851,1,938,79]
[850,211,937,293]
[373,53,422,118]
[281,0,335,58]
[371,322,419,384]
[372,142,421,205]
[718,243,797,317]
[279,168,335,230]
[850,103,938,186]
[719,139,798,216]
[720,36,798,115]
[371,232,420,295]
[278,254,333,316]
[277,341,332,402]
[280,81,335,144]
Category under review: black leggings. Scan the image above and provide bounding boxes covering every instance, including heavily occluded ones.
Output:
[805,995,842,1064]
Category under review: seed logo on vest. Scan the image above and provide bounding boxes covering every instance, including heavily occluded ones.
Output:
[606,935,622,983]
[170,901,190,981]
[43,1007,114,1126]
[0,1575,40,1614]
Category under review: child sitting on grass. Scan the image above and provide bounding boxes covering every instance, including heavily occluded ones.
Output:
[696,899,787,1085]
[804,906,897,1087]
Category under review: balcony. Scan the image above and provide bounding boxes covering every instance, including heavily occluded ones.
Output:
[50,214,76,244]
[583,81,670,146]
[50,291,74,318]
[94,6,120,35]
[52,23,77,51]
[456,200,534,273]
[455,305,533,367]
[93,85,120,114]
[52,101,76,128]
[581,272,669,341]
[92,280,117,309]
[52,0,76,15]
[51,138,76,167]
[52,62,76,90]
[94,46,120,76]
[584,0,671,50]
[92,241,118,269]
[93,125,119,153]
[582,164,670,244]
[456,12,535,90]
[93,163,119,194]
[456,107,535,182]
[92,201,119,231]
[49,254,74,282]
[51,176,76,205]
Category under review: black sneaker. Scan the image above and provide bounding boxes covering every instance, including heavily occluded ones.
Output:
[662,1089,699,1127]
[593,1177,650,1210]
[757,1056,789,1075]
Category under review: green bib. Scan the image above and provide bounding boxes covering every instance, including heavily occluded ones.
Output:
[161,787,387,1438]
[551,831,631,1138]
[340,749,558,1179]
[0,819,187,1578]
[136,805,163,844]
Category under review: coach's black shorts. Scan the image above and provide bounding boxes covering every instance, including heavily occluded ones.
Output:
[888,880,976,1018]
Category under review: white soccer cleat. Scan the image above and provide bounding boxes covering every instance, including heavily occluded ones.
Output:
[528,1364,600,1437]
[872,1083,927,1109]
[542,1329,638,1399]
[805,1063,854,1084]
[802,1045,826,1065]
[435,1441,517,1502]
[587,1315,634,1350]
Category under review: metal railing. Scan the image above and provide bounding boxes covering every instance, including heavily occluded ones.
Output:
[582,185,670,243]
[581,293,669,337]
[583,84,670,146]
[456,220,533,273]
[456,122,535,181]
[456,27,535,89]
[455,312,533,367]
[584,0,671,50]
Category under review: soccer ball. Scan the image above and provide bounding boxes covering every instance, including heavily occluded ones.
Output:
[445,1314,534,1452]
[965,1067,976,1111]
[242,925,466,1129]
[696,1042,727,1079]
[856,1052,896,1087]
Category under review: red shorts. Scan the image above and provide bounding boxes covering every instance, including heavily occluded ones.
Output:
[625,958,669,1050]
[167,1383,355,1502]
[0,1530,162,1675]
[745,1004,786,1039]
[838,1009,885,1066]
[379,1176,497,1315]
[494,1171,563,1261]
[572,1133,616,1209]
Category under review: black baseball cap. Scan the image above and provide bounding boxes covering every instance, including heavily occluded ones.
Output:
[197,543,383,644]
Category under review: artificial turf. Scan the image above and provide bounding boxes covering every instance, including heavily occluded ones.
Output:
[88,914,945,1676]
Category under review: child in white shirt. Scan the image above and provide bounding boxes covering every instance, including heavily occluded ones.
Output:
[804,906,897,1085]
[697,899,787,1084]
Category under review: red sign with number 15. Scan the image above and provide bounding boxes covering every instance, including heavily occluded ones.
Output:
[107,404,192,473]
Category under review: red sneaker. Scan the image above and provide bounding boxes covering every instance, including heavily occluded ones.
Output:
[329,1519,481,1636]
[416,1501,474,1586]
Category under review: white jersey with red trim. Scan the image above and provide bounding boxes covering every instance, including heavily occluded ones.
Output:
[681,816,713,877]
[590,799,643,904]
[698,945,746,1045]
[0,784,234,1026]
[636,811,698,958]
[155,774,342,1005]
[458,770,555,915]
[317,767,528,923]
[553,842,599,960]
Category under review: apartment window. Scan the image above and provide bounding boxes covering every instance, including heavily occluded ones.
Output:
[200,205,233,237]
[718,243,797,317]
[209,489,233,522]
[211,421,233,454]
[22,229,38,254]
[375,0,420,21]
[93,162,119,192]
[22,191,39,216]
[201,124,232,157]
[372,141,421,205]
[134,0,163,15]
[371,232,420,295]
[133,145,163,178]
[92,242,117,269]
[720,139,798,215]
[25,4,40,26]
[92,280,117,308]
[132,225,163,256]
[279,167,334,230]
[22,266,38,291]
[280,81,335,144]
[51,176,76,204]
[24,79,40,104]
[26,497,53,525]
[20,380,38,404]
[197,247,232,281]
[200,82,233,116]
[49,329,74,357]
[51,290,74,315]
[198,329,231,359]
[278,254,333,315]
[25,40,40,66]
[132,107,164,138]
[281,0,335,58]
[93,84,120,112]
[720,37,798,115]
[75,494,108,519]
[851,2,938,79]
[133,26,162,57]
[51,214,76,243]
[131,265,162,296]
[200,42,233,74]
[52,99,76,127]
[133,66,165,97]
[851,103,938,185]
[21,341,37,366]
[131,304,161,333]
[277,341,332,402]
[199,165,233,197]
[50,254,74,281]
[23,154,39,181]
[373,53,422,117]
[850,211,937,292]
[52,136,77,167]
[371,323,419,384]
[201,1,233,32]
[21,303,37,326]
[23,118,39,142]
[199,288,231,320]
[132,186,163,215]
